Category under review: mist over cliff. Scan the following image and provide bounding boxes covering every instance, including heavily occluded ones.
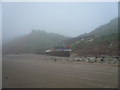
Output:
[3,17,119,56]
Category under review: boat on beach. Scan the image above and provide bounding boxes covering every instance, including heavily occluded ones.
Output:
[45,46,71,57]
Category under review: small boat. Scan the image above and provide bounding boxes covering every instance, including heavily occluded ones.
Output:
[45,46,71,57]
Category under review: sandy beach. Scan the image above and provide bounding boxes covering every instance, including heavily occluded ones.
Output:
[2,54,118,88]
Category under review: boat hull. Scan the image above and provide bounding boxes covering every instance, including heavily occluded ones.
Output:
[46,51,71,57]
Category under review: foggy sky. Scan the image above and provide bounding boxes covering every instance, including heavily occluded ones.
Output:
[2,2,118,41]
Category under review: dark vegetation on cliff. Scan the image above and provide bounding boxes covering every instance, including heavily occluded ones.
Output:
[66,18,118,56]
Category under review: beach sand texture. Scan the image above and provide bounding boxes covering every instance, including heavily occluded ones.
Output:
[2,54,118,88]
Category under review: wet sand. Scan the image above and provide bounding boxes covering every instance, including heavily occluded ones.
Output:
[2,54,118,88]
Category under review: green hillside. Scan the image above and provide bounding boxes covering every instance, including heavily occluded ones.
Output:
[68,18,118,56]
[71,33,118,56]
